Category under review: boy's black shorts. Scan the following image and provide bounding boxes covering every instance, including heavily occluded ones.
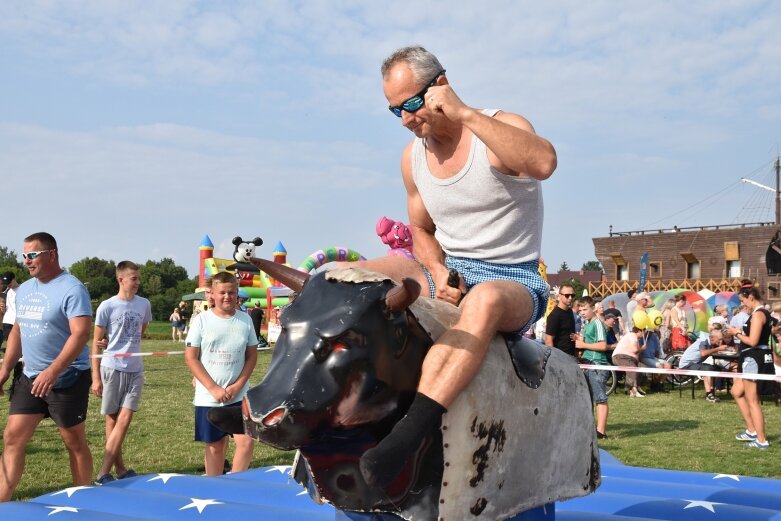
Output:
[9,369,90,428]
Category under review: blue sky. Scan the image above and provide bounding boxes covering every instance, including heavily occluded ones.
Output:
[1,1,780,278]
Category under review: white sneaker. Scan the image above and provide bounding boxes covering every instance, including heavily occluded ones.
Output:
[735,430,758,441]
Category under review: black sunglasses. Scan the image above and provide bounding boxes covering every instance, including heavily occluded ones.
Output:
[560,293,575,298]
[388,70,446,117]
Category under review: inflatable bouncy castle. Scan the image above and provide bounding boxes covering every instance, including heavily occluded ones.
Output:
[197,235,365,309]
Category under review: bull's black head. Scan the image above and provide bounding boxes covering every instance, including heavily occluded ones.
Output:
[242,265,432,451]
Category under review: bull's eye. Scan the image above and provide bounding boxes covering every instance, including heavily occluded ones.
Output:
[332,341,348,353]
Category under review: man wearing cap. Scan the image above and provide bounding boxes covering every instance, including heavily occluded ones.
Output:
[0,232,94,501]
[627,291,654,331]
[603,299,624,339]
[633,293,671,392]
[1,272,18,351]
[603,313,619,351]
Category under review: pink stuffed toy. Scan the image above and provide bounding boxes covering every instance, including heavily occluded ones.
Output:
[376,217,415,259]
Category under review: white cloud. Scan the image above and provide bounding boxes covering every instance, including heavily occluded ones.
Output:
[1,0,779,274]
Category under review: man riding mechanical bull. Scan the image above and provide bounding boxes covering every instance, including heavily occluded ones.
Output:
[345,44,558,487]
[211,46,598,520]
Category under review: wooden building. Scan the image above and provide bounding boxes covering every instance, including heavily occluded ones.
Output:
[547,269,604,290]
[589,221,781,301]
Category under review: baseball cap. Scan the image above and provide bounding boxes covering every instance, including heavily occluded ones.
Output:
[635,291,652,302]
[1,272,14,284]
[604,312,617,320]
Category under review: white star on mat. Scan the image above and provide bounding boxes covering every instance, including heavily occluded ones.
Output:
[179,498,224,513]
[265,465,291,474]
[46,506,79,515]
[147,473,184,484]
[50,486,92,497]
[683,499,723,513]
[713,473,741,482]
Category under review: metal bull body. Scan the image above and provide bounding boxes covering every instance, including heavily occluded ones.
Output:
[239,261,599,521]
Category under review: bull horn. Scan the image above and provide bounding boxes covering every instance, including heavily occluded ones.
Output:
[385,278,421,312]
[250,257,309,292]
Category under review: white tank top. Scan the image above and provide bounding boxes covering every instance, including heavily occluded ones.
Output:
[411,109,543,263]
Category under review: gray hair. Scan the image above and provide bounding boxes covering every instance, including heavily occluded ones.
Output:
[381,45,444,84]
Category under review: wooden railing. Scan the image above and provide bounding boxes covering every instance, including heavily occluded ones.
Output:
[587,278,744,298]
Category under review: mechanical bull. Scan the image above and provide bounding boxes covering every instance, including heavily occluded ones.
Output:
[225,260,599,520]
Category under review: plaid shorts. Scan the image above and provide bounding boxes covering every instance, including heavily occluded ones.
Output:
[421,256,549,334]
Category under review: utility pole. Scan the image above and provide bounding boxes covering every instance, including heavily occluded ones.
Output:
[776,155,780,225]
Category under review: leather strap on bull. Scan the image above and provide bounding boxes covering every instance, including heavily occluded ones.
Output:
[502,333,552,389]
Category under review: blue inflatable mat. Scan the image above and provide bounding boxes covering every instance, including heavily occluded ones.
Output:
[2,451,780,520]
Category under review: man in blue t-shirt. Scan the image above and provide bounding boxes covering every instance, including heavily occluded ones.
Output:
[0,232,93,501]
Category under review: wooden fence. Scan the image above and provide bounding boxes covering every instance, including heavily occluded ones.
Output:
[587,278,744,298]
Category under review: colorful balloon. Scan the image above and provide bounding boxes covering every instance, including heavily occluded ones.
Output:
[632,310,650,330]
[647,309,663,329]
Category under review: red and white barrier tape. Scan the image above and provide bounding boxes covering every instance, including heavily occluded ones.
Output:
[0,346,272,365]
[0,351,775,380]
[578,363,781,382]
[91,351,186,359]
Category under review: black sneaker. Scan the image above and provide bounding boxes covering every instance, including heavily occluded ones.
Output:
[117,469,137,479]
[705,393,720,403]
[94,474,115,485]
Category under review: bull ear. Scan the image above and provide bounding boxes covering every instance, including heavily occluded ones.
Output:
[385,278,421,312]
[250,257,309,292]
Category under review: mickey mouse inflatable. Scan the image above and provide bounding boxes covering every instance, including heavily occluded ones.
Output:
[227,236,263,273]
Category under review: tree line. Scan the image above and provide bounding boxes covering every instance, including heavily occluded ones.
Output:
[0,245,197,321]
[556,260,604,297]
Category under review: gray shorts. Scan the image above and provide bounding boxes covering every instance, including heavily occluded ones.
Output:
[101,367,144,415]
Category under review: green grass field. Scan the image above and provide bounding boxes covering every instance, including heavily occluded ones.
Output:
[0,330,779,501]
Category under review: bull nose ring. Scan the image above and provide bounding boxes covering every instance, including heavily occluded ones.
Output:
[262,407,287,427]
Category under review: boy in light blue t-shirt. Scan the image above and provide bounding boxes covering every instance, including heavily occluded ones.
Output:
[185,272,258,476]
[91,261,152,485]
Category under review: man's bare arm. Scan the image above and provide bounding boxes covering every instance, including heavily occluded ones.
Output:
[423,82,556,180]
[401,142,462,304]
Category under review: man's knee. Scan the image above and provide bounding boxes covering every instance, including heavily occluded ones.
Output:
[234,434,254,449]
[60,425,90,453]
[461,283,530,330]
[3,416,40,450]
[463,284,504,309]
[115,408,135,427]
